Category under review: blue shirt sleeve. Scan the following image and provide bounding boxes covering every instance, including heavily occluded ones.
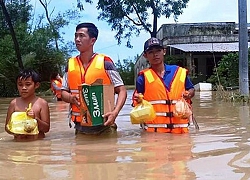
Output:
[185,76,194,90]
[136,74,145,94]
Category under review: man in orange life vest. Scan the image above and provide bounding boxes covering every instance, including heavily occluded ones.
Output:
[50,73,63,101]
[132,37,195,134]
[61,22,127,135]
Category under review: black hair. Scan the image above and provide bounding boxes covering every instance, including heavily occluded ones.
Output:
[50,72,59,80]
[76,22,98,39]
[16,69,41,83]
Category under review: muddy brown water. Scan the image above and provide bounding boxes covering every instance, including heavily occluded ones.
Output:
[0,90,250,180]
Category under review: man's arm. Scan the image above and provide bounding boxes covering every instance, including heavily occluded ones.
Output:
[61,72,80,107]
[62,90,79,107]
[184,76,195,99]
[51,82,61,90]
[184,88,195,99]
[132,75,145,106]
[61,72,71,103]
[103,85,127,126]
[103,59,127,125]
[114,85,127,116]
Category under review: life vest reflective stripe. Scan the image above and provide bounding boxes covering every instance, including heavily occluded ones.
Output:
[155,112,174,117]
[67,54,111,123]
[71,112,80,116]
[149,100,178,105]
[143,123,189,129]
[70,89,79,93]
[142,67,189,133]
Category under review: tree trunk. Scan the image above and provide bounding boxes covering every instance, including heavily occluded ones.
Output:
[0,0,24,69]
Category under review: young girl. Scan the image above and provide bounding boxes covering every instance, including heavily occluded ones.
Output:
[5,69,50,141]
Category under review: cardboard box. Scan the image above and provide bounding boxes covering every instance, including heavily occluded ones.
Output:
[78,80,114,126]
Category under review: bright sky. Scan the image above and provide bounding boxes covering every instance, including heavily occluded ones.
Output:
[31,0,249,63]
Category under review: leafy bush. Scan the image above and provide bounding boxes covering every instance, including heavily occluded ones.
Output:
[207,51,250,89]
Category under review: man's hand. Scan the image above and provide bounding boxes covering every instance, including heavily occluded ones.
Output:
[183,91,191,99]
[133,92,143,104]
[183,89,195,100]
[70,94,80,108]
[103,111,118,126]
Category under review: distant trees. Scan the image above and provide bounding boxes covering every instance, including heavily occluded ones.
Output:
[115,56,137,85]
[0,0,30,69]
[0,0,80,96]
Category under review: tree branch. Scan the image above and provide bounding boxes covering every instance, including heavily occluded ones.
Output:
[38,0,59,50]
[123,3,152,35]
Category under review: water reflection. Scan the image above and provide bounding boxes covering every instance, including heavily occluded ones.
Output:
[196,91,213,108]
[0,91,250,179]
[199,91,212,101]
[228,106,250,180]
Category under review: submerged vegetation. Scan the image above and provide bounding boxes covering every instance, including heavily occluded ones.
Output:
[207,50,250,104]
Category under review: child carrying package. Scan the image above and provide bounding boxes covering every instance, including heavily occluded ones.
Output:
[6,103,39,135]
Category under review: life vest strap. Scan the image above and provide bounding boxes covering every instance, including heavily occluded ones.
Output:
[156,112,174,117]
[144,123,189,129]
[149,100,177,105]
[72,112,80,116]
[70,89,79,93]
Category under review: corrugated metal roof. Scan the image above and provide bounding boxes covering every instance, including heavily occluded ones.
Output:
[168,42,250,52]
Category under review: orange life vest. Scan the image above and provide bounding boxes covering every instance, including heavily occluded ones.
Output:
[141,67,189,133]
[51,79,62,99]
[67,54,111,123]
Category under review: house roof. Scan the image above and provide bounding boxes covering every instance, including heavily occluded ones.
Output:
[168,42,250,52]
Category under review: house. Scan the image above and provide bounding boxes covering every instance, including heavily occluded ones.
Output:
[134,22,250,84]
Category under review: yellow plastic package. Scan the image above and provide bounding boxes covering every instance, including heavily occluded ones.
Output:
[6,103,39,135]
[173,98,192,119]
[130,95,156,124]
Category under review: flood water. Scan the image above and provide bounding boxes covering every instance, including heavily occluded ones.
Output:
[0,90,250,180]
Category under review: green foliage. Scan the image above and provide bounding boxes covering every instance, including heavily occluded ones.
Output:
[77,0,93,10]
[207,53,239,87]
[94,0,189,47]
[164,55,185,66]
[115,56,137,85]
[0,0,79,97]
[207,51,250,88]
[5,0,32,23]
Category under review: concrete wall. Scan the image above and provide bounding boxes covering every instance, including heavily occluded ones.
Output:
[157,22,239,44]
[159,22,236,37]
